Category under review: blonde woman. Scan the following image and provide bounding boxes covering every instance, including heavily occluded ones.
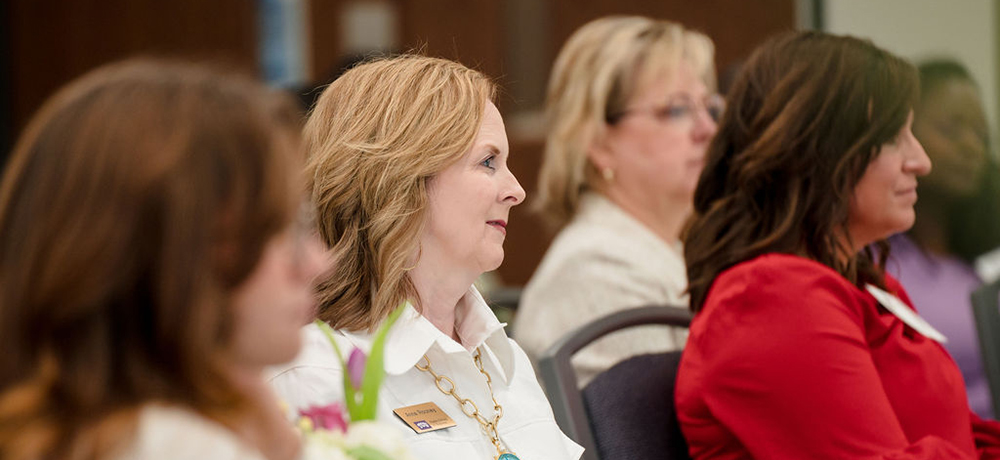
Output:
[269,55,583,460]
[513,16,719,386]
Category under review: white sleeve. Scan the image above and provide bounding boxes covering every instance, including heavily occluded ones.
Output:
[126,406,268,460]
[267,324,348,416]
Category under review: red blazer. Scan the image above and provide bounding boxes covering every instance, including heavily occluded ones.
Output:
[676,253,1000,459]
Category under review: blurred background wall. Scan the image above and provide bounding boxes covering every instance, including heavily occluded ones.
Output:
[2,0,259,158]
[3,0,996,288]
[822,0,998,159]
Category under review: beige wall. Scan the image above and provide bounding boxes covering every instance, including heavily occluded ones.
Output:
[823,0,998,152]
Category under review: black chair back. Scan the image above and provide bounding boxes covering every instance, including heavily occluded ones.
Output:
[537,305,692,460]
[583,351,689,460]
[971,280,1000,417]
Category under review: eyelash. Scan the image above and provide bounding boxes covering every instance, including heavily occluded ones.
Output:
[480,155,496,170]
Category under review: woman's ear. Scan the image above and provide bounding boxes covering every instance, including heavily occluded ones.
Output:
[587,130,617,173]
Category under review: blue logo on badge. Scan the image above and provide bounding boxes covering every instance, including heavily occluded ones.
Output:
[415,420,431,430]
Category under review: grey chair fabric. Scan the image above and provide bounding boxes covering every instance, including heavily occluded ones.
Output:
[971,280,1000,417]
[582,351,689,460]
[537,305,692,460]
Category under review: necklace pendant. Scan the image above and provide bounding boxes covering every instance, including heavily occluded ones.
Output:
[496,453,520,460]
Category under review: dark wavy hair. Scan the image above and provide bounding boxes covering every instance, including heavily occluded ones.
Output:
[685,31,918,312]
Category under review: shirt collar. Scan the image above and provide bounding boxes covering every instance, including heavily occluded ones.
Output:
[340,285,516,383]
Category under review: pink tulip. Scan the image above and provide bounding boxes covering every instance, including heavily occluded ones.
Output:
[347,347,366,390]
[299,402,349,432]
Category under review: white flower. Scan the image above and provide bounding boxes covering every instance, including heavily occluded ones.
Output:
[301,430,351,460]
[341,421,416,460]
[299,421,416,460]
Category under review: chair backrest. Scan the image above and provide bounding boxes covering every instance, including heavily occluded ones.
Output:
[971,280,1000,417]
[537,305,692,460]
[583,351,689,460]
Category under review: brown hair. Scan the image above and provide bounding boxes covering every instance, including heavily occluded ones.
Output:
[685,31,918,312]
[0,59,301,459]
[305,54,495,331]
[536,16,715,229]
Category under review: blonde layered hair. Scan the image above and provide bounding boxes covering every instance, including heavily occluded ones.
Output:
[306,55,496,331]
[536,16,716,228]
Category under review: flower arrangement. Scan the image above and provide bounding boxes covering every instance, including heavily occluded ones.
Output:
[296,305,415,460]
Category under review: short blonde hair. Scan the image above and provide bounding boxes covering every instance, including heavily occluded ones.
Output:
[536,16,715,228]
[306,55,496,331]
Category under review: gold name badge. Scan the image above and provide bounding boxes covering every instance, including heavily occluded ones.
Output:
[393,402,457,434]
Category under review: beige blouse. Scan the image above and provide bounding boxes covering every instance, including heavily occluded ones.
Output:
[513,192,689,387]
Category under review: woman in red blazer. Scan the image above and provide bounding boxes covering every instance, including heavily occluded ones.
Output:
[678,31,1000,459]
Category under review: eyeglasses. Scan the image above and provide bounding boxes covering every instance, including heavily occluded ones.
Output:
[606,93,725,126]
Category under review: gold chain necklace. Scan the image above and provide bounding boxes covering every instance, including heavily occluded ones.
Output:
[415,348,520,460]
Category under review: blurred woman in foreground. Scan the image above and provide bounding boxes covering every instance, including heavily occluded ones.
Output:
[0,59,328,460]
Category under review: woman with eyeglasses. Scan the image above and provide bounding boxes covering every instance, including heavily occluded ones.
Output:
[513,15,720,386]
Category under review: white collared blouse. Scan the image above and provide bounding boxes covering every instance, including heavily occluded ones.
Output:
[268,286,583,460]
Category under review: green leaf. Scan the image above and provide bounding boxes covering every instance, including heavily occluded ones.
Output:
[355,303,407,421]
[345,445,396,460]
[315,320,361,417]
